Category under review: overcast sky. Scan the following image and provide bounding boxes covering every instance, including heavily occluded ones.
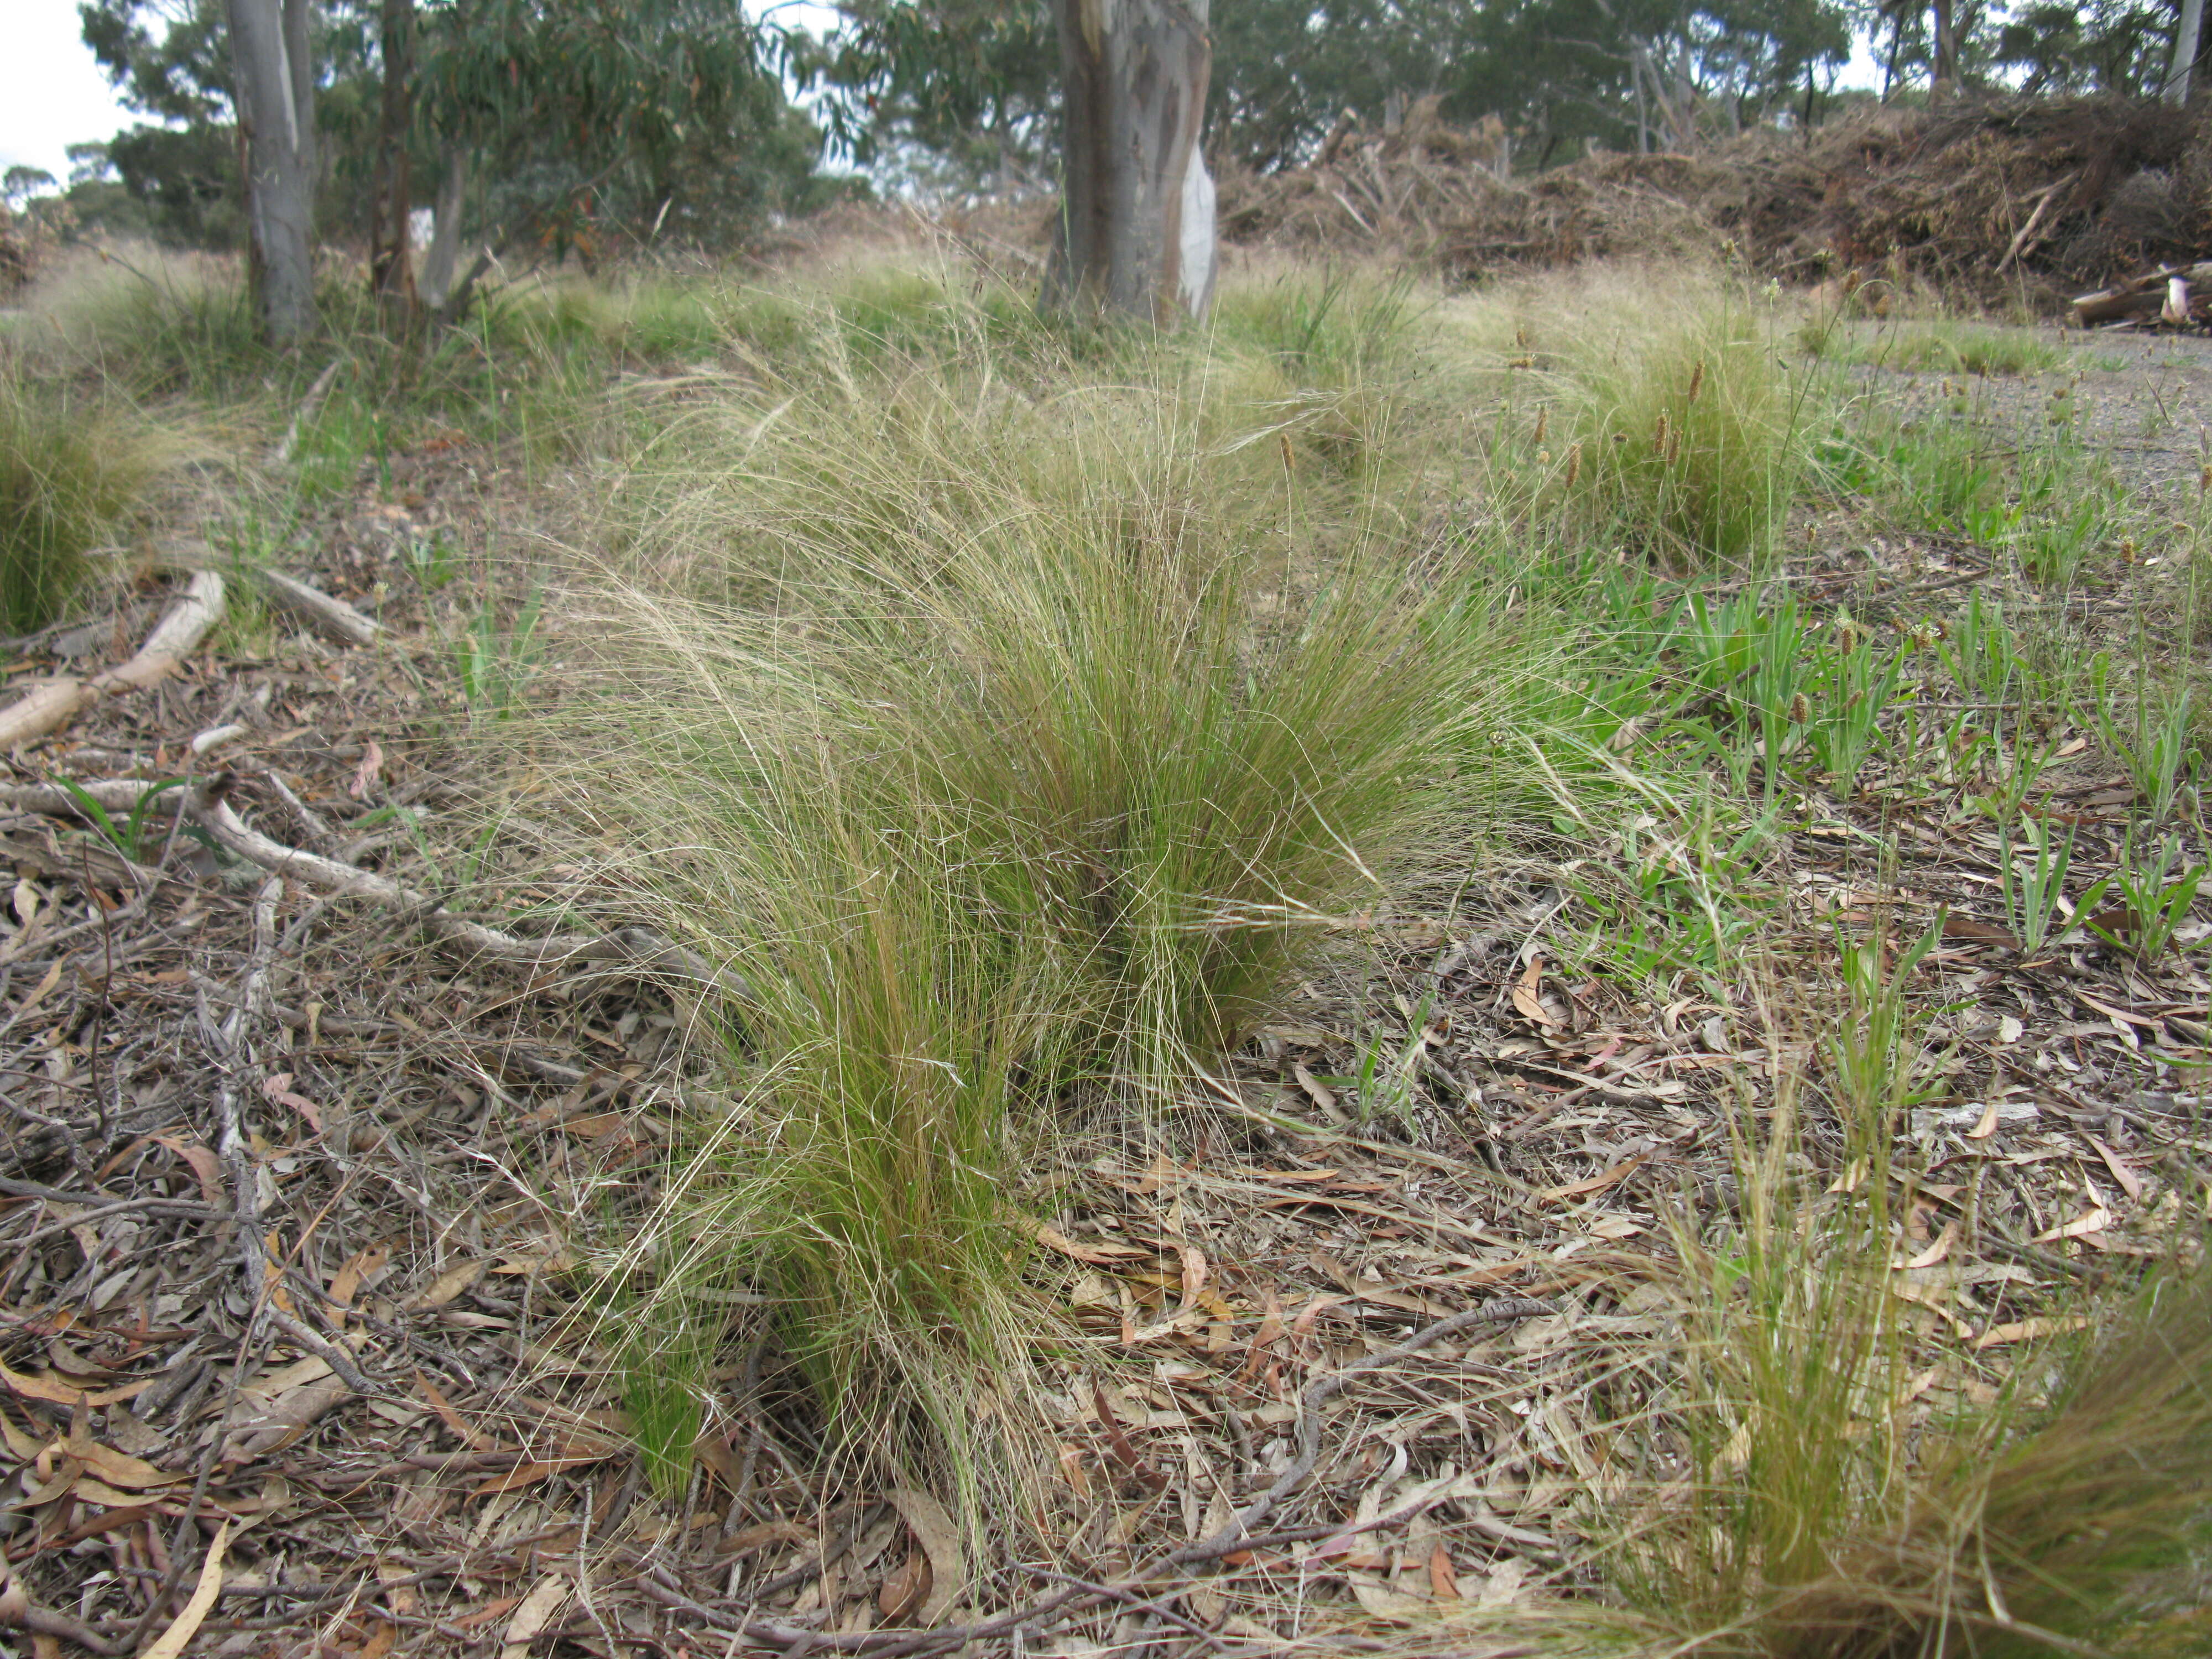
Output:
[2,2,137,184]
[3,0,1880,193]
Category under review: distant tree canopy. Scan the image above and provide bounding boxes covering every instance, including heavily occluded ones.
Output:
[819,0,2203,184]
[70,0,850,256]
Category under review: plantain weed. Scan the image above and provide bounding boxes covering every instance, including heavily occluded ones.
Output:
[454,587,545,718]
[1803,620,1904,798]
[1998,815,2096,956]
[2090,655,2197,825]
[55,777,188,868]
[2084,834,2205,964]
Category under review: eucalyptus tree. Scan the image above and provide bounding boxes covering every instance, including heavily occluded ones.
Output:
[225,0,319,340]
[1040,0,1217,321]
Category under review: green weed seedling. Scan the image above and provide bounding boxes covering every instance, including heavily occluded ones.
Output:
[1998,815,2090,956]
[455,588,545,718]
[403,530,460,592]
[57,778,186,867]
[1667,587,1810,800]
[2084,835,2205,964]
[1966,723,2062,823]
[1830,917,1950,1149]
[1318,991,1436,1135]
[1804,618,1904,798]
[1937,591,2020,705]
[2091,657,2196,825]
[1578,806,1773,985]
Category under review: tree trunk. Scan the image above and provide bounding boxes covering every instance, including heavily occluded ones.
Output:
[1042,0,1217,325]
[420,149,467,313]
[1931,0,1957,93]
[2169,0,2205,103]
[227,0,317,343]
[369,0,417,312]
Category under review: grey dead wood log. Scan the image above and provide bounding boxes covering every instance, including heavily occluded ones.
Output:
[1041,0,1218,325]
[2073,262,2212,327]
[0,571,226,750]
[0,776,756,1006]
[227,0,319,342]
[255,568,385,646]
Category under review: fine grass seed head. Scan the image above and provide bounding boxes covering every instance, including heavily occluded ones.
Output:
[1566,291,1808,571]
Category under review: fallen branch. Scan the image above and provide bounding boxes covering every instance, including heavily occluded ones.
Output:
[0,776,754,1003]
[271,360,343,467]
[255,568,384,647]
[2072,261,2212,327]
[0,571,226,750]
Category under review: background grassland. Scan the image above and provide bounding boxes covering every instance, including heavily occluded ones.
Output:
[9,244,2208,1657]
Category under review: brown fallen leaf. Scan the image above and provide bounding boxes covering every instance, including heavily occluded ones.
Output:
[1975,1316,2091,1350]
[1349,1576,1428,1623]
[73,1442,183,1491]
[151,1134,225,1204]
[498,1575,569,1659]
[223,1374,352,1460]
[1965,1101,2002,1140]
[1025,1219,1149,1265]
[1905,1220,1958,1270]
[350,739,384,801]
[1476,1556,1527,1610]
[1427,1543,1460,1601]
[885,1488,964,1626]
[410,1259,487,1310]
[469,1457,607,1498]
[1538,1152,1646,1204]
[1292,1061,1343,1120]
[453,1597,523,1631]
[0,1407,48,1461]
[140,1521,227,1659]
[1940,914,2021,952]
[878,1548,931,1624]
[2032,1206,2111,1243]
[2088,1135,2145,1202]
[260,1072,323,1134]
[415,1370,495,1451]
[328,1244,390,1313]
[718,1520,813,1558]
[1511,956,1550,1025]
[0,1361,150,1410]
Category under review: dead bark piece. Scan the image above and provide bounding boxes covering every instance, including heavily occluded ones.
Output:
[0,571,225,749]
[256,568,384,646]
[2073,262,2212,327]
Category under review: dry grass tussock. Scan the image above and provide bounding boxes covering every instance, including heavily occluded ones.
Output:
[509,254,2210,1651]
[539,260,1519,1526]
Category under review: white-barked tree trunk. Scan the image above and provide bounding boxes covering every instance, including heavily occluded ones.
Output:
[227,0,319,342]
[1042,0,1217,325]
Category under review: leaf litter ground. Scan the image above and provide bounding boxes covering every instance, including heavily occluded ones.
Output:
[2,340,2210,1659]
